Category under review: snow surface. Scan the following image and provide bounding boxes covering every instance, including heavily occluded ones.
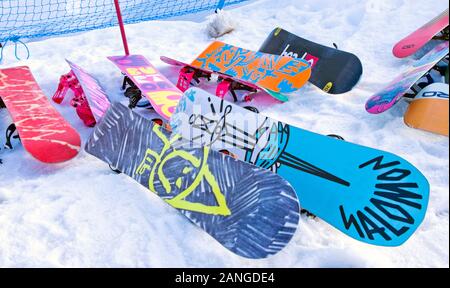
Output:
[0,0,449,268]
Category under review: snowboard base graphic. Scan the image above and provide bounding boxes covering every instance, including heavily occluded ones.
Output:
[162,41,312,102]
[172,87,430,246]
[191,41,311,94]
[108,55,183,120]
[160,55,267,102]
[85,102,300,259]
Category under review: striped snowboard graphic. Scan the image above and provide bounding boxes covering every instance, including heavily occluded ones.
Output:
[366,41,449,114]
[85,102,300,259]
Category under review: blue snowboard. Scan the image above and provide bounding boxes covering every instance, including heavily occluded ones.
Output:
[171,87,430,246]
[85,102,300,259]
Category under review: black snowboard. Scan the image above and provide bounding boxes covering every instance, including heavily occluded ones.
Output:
[259,28,363,94]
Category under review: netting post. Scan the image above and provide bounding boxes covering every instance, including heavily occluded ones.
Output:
[114,0,130,56]
[215,0,226,12]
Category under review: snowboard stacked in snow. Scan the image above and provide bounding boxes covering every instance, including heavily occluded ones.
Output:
[404,83,449,136]
[366,42,448,114]
[393,8,449,59]
[108,55,183,120]
[85,102,301,259]
[368,39,449,136]
[259,28,363,94]
[0,66,81,163]
[171,87,430,246]
[53,60,111,127]
[161,41,312,102]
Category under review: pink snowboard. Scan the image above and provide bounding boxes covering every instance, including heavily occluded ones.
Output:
[367,42,449,114]
[0,66,81,163]
[108,55,182,120]
[393,8,449,58]
[67,60,111,122]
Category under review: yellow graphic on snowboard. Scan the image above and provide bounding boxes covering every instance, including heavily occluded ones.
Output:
[136,125,231,216]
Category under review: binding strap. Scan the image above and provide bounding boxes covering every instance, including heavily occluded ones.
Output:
[404,74,434,99]
[5,124,19,149]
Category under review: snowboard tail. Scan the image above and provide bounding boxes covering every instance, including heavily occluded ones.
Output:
[393,9,449,58]
[172,88,430,246]
[0,66,81,163]
[367,42,449,114]
[85,102,300,259]
[259,28,363,94]
[404,83,449,136]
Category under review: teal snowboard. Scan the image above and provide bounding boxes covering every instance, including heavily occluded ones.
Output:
[171,87,430,246]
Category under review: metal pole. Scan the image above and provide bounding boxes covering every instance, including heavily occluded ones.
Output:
[114,0,130,55]
[216,0,225,12]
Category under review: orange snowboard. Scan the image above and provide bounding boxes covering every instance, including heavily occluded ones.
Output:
[404,83,449,136]
[190,41,311,94]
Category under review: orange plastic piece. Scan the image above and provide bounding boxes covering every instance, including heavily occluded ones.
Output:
[405,98,449,136]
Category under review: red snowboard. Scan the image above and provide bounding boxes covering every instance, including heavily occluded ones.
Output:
[0,66,81,163]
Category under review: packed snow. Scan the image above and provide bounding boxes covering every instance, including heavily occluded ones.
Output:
[0,0,448,268]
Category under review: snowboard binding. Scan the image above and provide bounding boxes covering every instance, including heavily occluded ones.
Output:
[219,149,238,159]
[404,57,449,99]
[1,97,19,161]
[53,71,96,127]
[327,134,345,141]
[433,26,449,41]
[0,118,19,164]
[121,75,155,110]
[4,123,20,150]
[243,106,260,113]
[151,118,172,132]
[177,66,212,91]
[176,65,256,103]
[216,78,257,102]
